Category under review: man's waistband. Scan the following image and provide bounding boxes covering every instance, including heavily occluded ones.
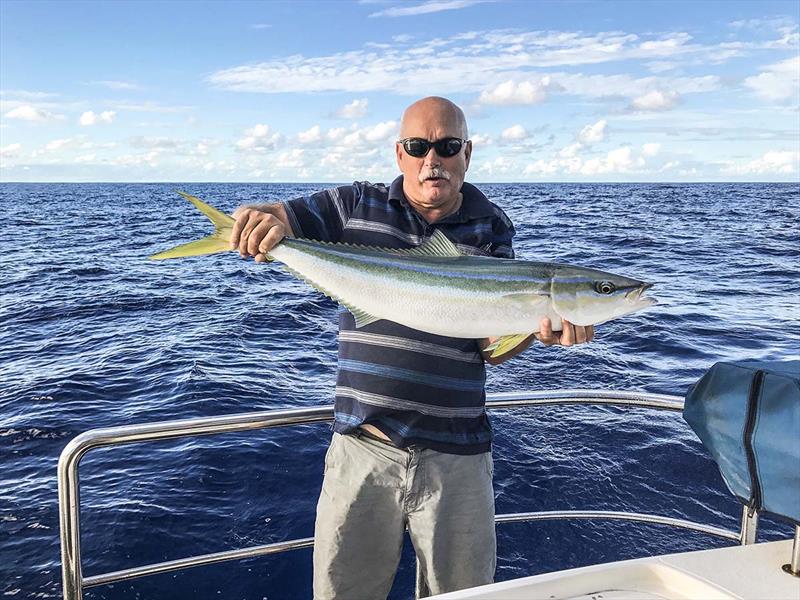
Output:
[355,427,398,447]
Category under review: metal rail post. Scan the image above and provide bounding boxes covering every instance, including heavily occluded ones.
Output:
[739,505,759,545]
[783,526,800,577]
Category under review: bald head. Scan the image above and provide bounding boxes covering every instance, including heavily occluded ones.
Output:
[395,96,472,221]
[400,97,468,140]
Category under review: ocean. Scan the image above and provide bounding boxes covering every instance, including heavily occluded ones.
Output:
[1,182,798,599]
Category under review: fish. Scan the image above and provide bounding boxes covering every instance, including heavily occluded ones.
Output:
[150,192,656,357]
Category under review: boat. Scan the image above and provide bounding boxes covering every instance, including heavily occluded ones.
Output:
[57,364,800,599]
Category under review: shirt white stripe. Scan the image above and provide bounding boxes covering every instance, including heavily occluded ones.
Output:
[339,330,482,363]
[327,187,349,229]
[345,219,422,245]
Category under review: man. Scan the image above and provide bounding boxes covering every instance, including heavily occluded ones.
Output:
[230,97,594,599]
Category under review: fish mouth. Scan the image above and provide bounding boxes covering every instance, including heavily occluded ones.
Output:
[627,282,657,305]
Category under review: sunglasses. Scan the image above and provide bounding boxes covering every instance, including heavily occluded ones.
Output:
[398,137,468,158]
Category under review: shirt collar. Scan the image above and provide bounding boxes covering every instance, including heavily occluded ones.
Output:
[388,175,495,223]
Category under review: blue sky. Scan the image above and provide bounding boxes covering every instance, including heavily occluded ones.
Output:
[1,0,798,182]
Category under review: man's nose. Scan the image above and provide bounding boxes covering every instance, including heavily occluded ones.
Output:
[423,146,441,165]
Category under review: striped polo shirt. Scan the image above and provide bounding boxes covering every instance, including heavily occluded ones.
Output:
[282,176,515,455]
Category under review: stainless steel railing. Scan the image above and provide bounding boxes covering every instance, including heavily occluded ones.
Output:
[58,389,755,599]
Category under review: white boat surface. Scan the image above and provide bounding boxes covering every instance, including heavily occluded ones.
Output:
[433,538,798,599]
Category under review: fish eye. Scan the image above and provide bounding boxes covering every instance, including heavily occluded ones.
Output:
[594,281,616,295]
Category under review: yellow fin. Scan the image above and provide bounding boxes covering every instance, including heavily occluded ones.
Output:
[485,333,532,358]
[149,235,231,260]
[149,191,235,260]
[391,229,462,257]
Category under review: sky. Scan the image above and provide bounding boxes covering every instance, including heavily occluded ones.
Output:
[0,0,798,183]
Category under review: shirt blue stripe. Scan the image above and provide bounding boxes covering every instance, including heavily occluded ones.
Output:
[339,359,485,392]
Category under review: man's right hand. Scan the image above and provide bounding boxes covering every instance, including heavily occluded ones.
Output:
[230,204,292,263]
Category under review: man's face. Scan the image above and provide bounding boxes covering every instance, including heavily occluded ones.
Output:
[395,108,471,209]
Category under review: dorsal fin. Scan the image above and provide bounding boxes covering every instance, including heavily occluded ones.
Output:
[392,230,462,257]
[287,230,462,258]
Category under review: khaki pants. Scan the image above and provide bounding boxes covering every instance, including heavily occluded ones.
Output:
[313,432,496,600]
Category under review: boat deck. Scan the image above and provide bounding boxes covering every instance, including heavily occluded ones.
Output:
[433,539,798,600]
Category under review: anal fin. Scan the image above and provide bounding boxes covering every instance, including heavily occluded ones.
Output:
[485,333,532,358]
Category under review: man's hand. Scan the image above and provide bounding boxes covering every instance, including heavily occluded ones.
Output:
[230,204,291,263]
[536,317,594,347]
[480,317,595,365]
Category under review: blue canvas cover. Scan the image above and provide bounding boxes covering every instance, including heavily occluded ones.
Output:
[683,360,800,525]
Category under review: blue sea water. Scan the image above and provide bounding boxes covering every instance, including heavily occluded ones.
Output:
[1,182,798,599]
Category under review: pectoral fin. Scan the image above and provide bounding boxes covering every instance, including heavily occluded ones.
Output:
[351,307,381,328]
[485,333,532,358]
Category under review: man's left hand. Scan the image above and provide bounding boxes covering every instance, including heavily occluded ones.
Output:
[536,317,594,347]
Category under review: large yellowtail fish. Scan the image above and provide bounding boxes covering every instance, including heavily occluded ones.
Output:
[151,192,656,357]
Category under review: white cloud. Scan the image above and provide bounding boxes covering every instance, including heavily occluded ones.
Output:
[646,61,679,73]
[558,142,583,158]
[722,150,799,175]
[580,147,644,175]
[369,0,487,18]
[74,153,96,163]
[500,125,529,141]
[556,73,717,100]
[276,148,306,169]
[524,144,657,177]
[555,120,606,159]
[250,23,272,29]
[477,156,515,176]
[336,98,369,119]
[128,136,179,149]
[0,143,22,158]
[578,119,607,144]
[5,105,62,122]
[341,120,398,146]
[470,133,493,146]
[629,90,680,111]
[109,151,161,168]
[80,110,116,126]
[478,77,558,105]
[743,56,800,101]
[524,159,560,176]
[45,138,73,152]
[638,33,693,53]
[298,125,322,144]
[326,126,349,141]
[206,28,724,98]
[642,143,661,157]
[236,124,282,152]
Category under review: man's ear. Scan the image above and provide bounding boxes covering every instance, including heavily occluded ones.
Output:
[464,140,472,171]
[395,142,404,170]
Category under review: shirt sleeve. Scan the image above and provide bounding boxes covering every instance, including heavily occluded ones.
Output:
[282,184,360,243]
[488,204,516,259]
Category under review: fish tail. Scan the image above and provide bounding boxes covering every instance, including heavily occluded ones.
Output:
[149,191,236,260]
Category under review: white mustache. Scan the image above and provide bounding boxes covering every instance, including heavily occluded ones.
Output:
[419,167,452,183]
